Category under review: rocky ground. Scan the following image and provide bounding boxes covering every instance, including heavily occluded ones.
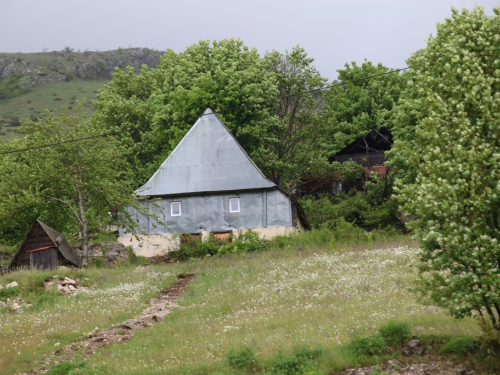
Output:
[73,241,129,267]
[0,48,164,86]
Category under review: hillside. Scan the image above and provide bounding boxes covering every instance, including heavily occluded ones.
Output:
[0,48,164,141]
[0,235,484,374]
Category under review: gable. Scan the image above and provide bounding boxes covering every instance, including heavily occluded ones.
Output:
[136,108,275,196]
[10,220,81,268]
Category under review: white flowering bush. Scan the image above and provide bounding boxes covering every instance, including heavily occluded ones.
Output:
[398,7,500,328]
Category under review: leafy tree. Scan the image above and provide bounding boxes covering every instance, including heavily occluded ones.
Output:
[0,107,146,266]
[93,38,277,186]
[93,40,335,195]
[251,46,329,193]
[323,61,405,154]
[398,7,500,329]
[385,69,428,185]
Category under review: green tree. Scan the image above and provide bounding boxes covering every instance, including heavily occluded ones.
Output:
[385,69,427,185]
[251,46,329,193]
[93,38,278,186]
[324,61,405,154]
[398,7,500,329]
[0,107,146,266]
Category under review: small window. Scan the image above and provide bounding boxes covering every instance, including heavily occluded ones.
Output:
[229,198,240,213]
[171,201,181,216]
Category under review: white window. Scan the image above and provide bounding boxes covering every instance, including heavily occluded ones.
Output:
[171,201,181,216]
[229,198,240,213]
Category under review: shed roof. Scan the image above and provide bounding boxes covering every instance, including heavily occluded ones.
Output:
[136,108,275,196]
[328,127,393,162]
[10,220,81,268]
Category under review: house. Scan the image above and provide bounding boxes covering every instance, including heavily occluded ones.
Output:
[302,127,393,195]
[119,108,304,256]
[10,220,81,269]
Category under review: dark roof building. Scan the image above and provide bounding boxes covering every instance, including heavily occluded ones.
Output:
[10,220,80,269]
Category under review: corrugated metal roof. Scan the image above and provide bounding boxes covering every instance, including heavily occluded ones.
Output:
[136,108,275,196]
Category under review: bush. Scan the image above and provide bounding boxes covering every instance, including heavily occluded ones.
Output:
[300,173,402,232]
[268,345,323,374]
[218,230,268,256]
[226,346,256,370]
[348,334,386,356]
[45,361,86,375]
[378,320,411,347]
[439,336,477,356]
[170,234,221,261]
[0,286,19,300]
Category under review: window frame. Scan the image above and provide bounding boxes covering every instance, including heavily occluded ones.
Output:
[170,201,182,217]
[229,197,240,213]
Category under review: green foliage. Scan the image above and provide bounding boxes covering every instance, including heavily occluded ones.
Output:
[225,346,256,370]
[0,286,19,300]
[93,39,278,186]
[378,320,411,347]
[217,230,268,255]
[323,61,405,154]
[397,7,500,328]
[268,345,323,374]
[439,336,476,356]
[0,73,32,100]
[301,173,401,231]
[92,257,105,268]
[171,230,269,261]
[479,321,500,370]
[347,334,386,357]
[0,106,149,266]
[251,46,329,193]
[45,361,87,375]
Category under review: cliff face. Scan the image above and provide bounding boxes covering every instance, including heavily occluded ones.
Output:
[0,48,164,87]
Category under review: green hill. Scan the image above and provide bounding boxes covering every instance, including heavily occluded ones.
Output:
[0,48,164,141]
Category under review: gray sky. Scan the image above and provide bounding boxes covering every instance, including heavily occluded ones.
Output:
[1,0,498,80]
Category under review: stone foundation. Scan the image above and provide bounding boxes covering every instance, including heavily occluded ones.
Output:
[118,226,300,257]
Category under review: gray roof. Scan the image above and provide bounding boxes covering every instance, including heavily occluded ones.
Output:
[136,108,275,196]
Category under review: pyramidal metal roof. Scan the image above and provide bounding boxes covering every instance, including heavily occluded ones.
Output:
[136,108,275,196]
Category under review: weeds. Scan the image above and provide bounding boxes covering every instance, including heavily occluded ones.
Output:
[0,286,19,300]
[348,334,386,356]
[226,346,256,370]
[378,320,411,347]
[439,336,477,356]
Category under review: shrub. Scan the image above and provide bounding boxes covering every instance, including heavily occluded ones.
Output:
[439,336,477,356]
[268,345,323,374]
[348,334,386,356]
[226,346,256,370]
[92,257,104,268]
[218,230,268,256]
[378,320,411,347]
[0,286,19,300]
[45,361,86,375]
[170,234,220,261]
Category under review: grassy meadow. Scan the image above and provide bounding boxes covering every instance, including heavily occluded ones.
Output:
[0,79,106,141]
[0,235,482,374]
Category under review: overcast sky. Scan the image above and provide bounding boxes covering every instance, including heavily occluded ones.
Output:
[1,0,498,80]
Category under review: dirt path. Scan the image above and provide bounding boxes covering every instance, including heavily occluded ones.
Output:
[30,273,196,373]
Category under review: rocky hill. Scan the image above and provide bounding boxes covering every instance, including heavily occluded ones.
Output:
[0,48,165,141]
[0,48,164,88]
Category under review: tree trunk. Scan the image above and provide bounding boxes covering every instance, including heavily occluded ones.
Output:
[76,153,89,267]
[81,221,89,268]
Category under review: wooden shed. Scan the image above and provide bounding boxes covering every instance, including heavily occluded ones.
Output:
[10,220,81,269]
